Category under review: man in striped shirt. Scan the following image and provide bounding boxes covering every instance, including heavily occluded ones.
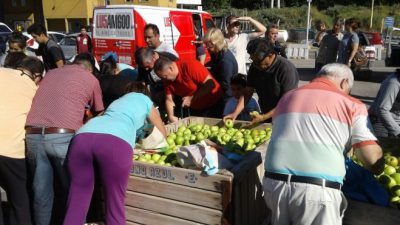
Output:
[264,63,384,225]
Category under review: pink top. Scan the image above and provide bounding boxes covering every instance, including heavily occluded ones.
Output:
[26,65,104,130]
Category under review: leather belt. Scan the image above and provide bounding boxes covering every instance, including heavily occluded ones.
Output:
[25,126,75,134]
[265,172,342,190]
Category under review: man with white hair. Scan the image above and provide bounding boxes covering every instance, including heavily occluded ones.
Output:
[263,63,384,225]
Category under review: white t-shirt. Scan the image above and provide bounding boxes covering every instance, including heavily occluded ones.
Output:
[155,42,179,58]
[226,33,250,75]
[223,96,261,121]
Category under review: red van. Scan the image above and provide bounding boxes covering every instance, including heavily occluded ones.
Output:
[92,5,215,66]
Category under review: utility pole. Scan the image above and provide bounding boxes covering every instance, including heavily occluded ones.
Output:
[370,0,375,29]
[277,0,280,8]
[306,0,312,46]
[271,0,274,9]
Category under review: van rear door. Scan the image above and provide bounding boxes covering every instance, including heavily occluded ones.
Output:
[93,8,135,65]
[169,11,196,60]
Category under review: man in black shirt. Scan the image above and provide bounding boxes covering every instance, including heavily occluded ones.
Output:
[224,38,299,123]
[27,23,65,71]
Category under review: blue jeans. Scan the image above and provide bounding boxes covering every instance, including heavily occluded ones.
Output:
[26,133,74,225]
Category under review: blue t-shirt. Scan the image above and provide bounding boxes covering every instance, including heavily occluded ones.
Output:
[223,96,261,121]
[337,31,359,64]
[77,93,153,148]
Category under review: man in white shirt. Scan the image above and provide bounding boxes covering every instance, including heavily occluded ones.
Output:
[144,23,178,58]
[225,15,266,75]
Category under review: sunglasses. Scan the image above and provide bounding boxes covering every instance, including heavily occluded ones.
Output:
[230,21,241,27]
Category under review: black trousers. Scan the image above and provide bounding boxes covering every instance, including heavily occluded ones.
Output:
[0,155,32,225]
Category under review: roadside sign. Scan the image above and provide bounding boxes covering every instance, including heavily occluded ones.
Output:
[384,17,395,28]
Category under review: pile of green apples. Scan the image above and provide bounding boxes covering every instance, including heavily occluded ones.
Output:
[133,151,178,167]
[165,119,272,155]
[354,150,400,208]
[378,152,400,207]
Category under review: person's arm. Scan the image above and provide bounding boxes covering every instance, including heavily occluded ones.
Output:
[182,75,216,108]
[49,46,65,68]
[223,87,254,121]
[88,36,93,53]
[76,37,80,54]
[147,106,167,138]
[237,16,266,39]
[250,108,274,125]
[376,79,400,136]
[165,94,178,123]
[354,144,384,175]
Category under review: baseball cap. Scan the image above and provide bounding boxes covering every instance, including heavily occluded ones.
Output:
[101,51,118,62]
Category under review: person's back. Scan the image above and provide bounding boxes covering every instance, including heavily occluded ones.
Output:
[267,70,375,183]
[26,64,103,130]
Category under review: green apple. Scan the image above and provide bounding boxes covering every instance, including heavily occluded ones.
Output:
[177,126,187,133]
[219,127,227,134]
[165,163,172,167]
[156,160,166,166]
[168,133,177,140]
[386,156,399,167]
[166,136,175,146]
[391,173,400,184]
[210,125,219,132]
[144,153,152,161]
[236,138,245,147]
[390,196,400,203]
[133,155,139,160]
[184,140,190,146]
[196,133,205,142]
[234,131,243,138]
[391,185,400,197]
[183,129,192,136]
[222,134,231,142]
[244,130,251,136]
[224,119,234,129]
[147,160,155,164]
[203,125,210,130]
[138,156,147,162]
[194,124,203,132]
[175,136,184,145]
[251,129,260,137]
[152,154,161,162]
[385,165,397,176]
[176,130,184,137]
[160,155,167,162]
[379,174,397,189]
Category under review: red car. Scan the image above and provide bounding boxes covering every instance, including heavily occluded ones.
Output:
[362,31,384,45]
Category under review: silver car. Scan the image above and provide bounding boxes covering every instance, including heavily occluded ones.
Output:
[59,32,92,60]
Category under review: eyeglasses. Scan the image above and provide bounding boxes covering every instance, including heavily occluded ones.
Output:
[19,69,42,81]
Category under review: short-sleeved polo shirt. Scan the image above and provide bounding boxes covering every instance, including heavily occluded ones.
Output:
[26,65,104,131]
[164,59,222,109]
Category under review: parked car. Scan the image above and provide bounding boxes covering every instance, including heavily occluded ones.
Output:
[59,32,92,60]
[23,31,66,50]
[362,31,384,45]
[385,27,400,67]
[0,22,12,33]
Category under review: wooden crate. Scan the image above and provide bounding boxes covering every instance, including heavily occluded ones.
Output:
[126,117,269,225]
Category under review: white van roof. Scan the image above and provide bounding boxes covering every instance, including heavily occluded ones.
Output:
[95,4,206,14]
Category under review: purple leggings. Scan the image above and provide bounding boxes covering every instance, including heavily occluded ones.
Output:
[63,133,133,225]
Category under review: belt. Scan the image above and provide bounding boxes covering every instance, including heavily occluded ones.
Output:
[265,172,342,190]
[25,126,75,134]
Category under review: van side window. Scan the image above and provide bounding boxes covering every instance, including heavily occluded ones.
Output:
[192,14,202,38]
[205,19,215,32]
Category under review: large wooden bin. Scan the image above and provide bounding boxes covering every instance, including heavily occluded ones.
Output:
[125,117,269,225]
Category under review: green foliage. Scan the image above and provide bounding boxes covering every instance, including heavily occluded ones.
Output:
[210,4,400,31]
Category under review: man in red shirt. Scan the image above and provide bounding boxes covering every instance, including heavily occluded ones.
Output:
[154,56,222,123]
[76,26,92,54]
[25,54,104,225]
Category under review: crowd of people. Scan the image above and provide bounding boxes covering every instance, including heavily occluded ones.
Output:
[0,14,397,225]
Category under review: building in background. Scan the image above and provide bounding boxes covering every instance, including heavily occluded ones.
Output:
[1,0,185,33]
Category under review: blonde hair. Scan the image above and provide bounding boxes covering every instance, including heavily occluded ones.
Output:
[203,28,227,52]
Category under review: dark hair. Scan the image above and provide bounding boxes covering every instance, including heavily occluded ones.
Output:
[226,15,238,25]
[345,18,359,30]
[73,53,97,74]
[100,56,117,76]
[231,74,247,87]
[144,23,160,35]
[80,25,87,31]
[4,52,27,69]
[125,81,150,97]
[19,56,45,76]
[246,38,275,59]
[135,47,155,67]
[267,24,279,33]
[27,23,47,36]
[153,55,175,73]
[8,31,27,49]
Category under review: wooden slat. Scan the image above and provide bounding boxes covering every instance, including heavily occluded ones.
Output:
[127,221,142,225]
[343,199,400,225]
[126,206,203,225]
[131,162,233,192]
[125,191,222,225]
[127,176,223,210]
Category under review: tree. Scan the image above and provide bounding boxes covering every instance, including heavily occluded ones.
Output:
[203,0,231,10]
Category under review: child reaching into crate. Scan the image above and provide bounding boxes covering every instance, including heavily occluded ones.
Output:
[223,74,261,121]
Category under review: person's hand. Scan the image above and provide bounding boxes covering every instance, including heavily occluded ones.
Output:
[168,116,179,123]
[347,60,352,67]
[249,114,266,126]
[182,96,193,108]
[223,113,238,122]
[238,16,250,21]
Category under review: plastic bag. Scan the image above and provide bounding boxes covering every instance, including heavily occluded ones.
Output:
[176,141,233,175]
